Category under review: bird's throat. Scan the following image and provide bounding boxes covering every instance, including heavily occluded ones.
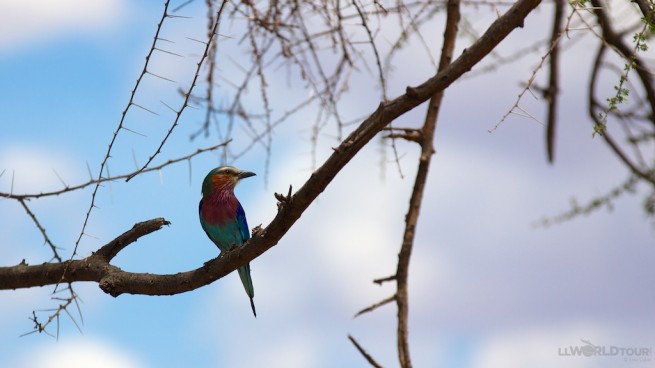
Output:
[201,190,238,226]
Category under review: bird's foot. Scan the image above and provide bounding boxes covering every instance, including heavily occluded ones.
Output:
[251,224,264,238]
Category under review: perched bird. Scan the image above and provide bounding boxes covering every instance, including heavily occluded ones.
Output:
[199,166,257,316]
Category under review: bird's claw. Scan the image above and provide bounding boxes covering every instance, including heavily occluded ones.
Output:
[251,224,264,237]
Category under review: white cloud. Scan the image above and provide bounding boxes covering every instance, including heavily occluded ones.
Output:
[226,334,320,368]
[0,0,125,50]
[18,337,145,368]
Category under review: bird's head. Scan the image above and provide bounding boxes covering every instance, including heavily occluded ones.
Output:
[202,166,256,195]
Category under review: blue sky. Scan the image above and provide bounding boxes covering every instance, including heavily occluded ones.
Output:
[1,1,654,368]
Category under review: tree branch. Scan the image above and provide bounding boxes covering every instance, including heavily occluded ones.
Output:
[588,42,655,185]
[591,0,655,127]
[393,1,461,367]
[226,0,542,295]
[545,0,563,163]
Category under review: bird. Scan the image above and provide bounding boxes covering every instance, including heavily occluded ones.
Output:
[199,165,257,317]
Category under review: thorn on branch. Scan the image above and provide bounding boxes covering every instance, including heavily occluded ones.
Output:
[132,103,160,116]
[153,47,184,57]
[186,37,208,45]
[354,294,396,318]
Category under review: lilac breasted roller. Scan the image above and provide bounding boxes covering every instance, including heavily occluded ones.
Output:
[199,166,257,316]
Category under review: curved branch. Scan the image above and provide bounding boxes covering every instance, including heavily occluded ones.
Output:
[588,42,655,185]
[0,219,170,292]
[591,0,655,126]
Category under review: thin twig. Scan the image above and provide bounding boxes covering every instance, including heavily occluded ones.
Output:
[352,0,387,99]
[348,335,384,368]
[1,141,230,200]
[588,43,655,185]
[18,199,62,262]
[489,4,578,133]
[126,0,228,182]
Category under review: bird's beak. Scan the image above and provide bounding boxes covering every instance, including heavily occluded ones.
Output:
[238,171,256,180]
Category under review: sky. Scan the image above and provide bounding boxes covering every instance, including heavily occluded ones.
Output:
[1,1,654,368]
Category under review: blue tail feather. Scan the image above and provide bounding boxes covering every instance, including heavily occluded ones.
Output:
[238,264,256,317]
